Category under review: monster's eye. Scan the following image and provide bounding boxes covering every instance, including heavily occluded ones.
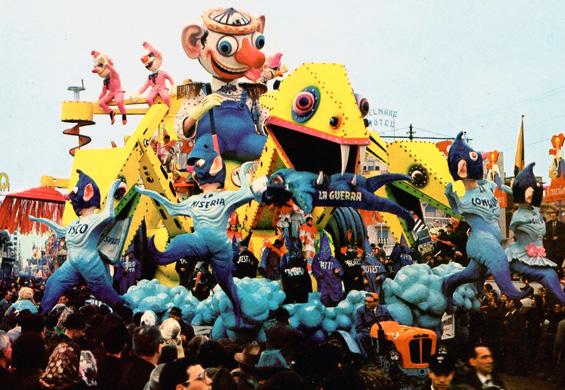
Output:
[469,151,478,161]
[355,94,370,117]
[216,36,238,56]
[195,159,206,168]
[329,116,342,129]
[294,92,315,115]
[409,165,429,188]
[291,86,320,123]
[252,33,265,49]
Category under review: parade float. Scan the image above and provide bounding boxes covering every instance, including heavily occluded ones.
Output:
[12,6,548,387]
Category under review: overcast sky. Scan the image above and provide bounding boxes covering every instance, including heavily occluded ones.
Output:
[2,0,564,195]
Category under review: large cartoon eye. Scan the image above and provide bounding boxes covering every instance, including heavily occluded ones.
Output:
[216,36,239,56]
[252,33,265,49]
[355,94,370,117]
[293,92,315,115]
[469,151,478,161]
[291,86,320,123]
[195,159,206,168]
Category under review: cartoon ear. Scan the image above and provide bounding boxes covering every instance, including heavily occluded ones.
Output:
[209,155,224,176]
[256,15,265,33]
[83,183,94,202]
[457,160,468,179]
[182,25,205,59]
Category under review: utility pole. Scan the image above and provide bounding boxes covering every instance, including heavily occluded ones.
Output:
[380,124,468,142]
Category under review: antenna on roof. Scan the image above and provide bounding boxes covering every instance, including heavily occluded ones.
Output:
[67,79,85,101]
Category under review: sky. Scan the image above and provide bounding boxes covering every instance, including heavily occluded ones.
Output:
[2,1,565,254]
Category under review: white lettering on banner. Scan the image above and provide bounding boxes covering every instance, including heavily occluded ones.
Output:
[318,191,362,201]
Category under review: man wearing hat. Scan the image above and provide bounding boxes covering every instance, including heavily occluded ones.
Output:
[176,7,269,163]
[231,340,261,388]
[427,354,455,390]
[354,292,393,358]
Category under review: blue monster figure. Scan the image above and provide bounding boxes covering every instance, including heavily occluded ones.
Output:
[264,170,416,230]
[507,163,565,304]
[29,170,127,314]
[135,134,267,325]
[442,132,530,301]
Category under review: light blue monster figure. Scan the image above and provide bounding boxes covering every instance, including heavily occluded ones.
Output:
[135,134,267,326]
[29,170,126,314]
[507,163,565,304]
[442,132,531,302]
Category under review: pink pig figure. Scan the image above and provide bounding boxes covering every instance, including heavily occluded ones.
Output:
[91,51,127,125]
[137,42,175,108]
[258,52,288,83]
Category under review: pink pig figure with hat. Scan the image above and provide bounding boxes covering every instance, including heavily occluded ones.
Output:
[91,51,127,125]
[136,42,175,107]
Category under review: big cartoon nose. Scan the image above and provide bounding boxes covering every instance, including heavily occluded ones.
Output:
[234,38,265,69]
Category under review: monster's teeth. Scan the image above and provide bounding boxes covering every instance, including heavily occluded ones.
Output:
[316,171,325,186]
[351,176,357,186]
[358,146,367,172]
[340,145,350,175]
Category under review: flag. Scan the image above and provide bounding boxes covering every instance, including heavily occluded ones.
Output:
[514,114,525,176]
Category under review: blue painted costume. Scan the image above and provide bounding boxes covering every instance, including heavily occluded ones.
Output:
[135,136,266,324]
[442,132,530,301]
[506,163,565,304]
[312,233,344,306]
[29,171,126,314]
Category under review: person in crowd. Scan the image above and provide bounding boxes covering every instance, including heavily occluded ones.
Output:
[501,299,527,374]
[390,239,413,274]
[11,331,48,389]
[449,217,470,265]
[97,316,129,390]
[312,233,344,307]
[0,289,13,316]
[265,308,304,366]
[119,325,162,390]
[259,238,284,280]
[427,353,456,390]
[544,209,565,264]
[188,263,216,301]
[453,344,505,389]
[0,330,12,382]
[160,317,185,359]
[299,216,318,261]
[175,257,195,289]
[114,249,142,295]
[6,286,38,316]
[339,229,364,293]
[169,307,195,347]
[280,236,312,304]
[232,234,259,279]
[354,292,393,358]
[231,340,261,389]
[361,240,387,296]
[40,341,87,389]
